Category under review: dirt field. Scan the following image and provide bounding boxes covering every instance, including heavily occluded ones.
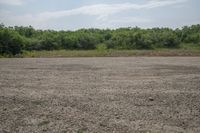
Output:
[0,57,200,133]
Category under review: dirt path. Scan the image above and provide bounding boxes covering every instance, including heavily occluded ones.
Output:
[0,57,200,133]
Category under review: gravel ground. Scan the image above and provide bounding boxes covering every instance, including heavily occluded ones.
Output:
[0,57,200,133]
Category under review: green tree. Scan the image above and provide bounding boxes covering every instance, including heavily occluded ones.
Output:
[0,29,24,55]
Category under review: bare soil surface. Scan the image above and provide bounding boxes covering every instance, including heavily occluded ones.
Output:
[0,57,200,133]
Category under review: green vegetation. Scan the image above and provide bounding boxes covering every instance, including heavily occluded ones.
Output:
[0,23,200,57]
[21,49,200,58]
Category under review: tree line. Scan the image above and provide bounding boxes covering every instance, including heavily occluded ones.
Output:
[0,23,200,55]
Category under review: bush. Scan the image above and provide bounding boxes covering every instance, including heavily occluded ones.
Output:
[162,32,180,48]
[25,38,43,51]
[0,29,24,55]
[96,43,107,51]
[134,33,153,49]
[0,24,200,56]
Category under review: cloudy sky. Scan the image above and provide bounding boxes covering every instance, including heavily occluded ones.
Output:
[0,0,199,30]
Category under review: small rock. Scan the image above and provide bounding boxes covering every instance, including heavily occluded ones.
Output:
[100,123,107,127]
[149,97,154,101]
[116,116,120,119]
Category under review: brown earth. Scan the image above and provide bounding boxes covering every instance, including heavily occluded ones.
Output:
[0,57,200,133]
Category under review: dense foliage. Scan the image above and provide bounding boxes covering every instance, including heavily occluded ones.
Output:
[0,23,200,55]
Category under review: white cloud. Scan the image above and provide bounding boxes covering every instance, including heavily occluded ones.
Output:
[147,0,188,8]
[108,17,152,24]
[35,0,187,22]
[94,17,152,29]
[0,0,24,5]
[0,0,36,5]
[0,0,188,29]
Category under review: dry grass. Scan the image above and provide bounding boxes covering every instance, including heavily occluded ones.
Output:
[22,49,200,58]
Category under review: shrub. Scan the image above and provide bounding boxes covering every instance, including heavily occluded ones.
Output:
[96,43,107,51]
[0,29,24,55]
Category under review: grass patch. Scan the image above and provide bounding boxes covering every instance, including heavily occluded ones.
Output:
[20,49,200,58]
[180,43,200,50]
[1,43,200,58]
